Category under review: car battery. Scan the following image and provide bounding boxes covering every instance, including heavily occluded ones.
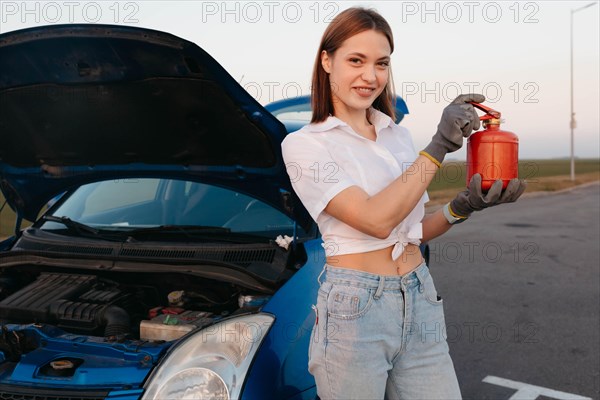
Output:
[140,310,212,341]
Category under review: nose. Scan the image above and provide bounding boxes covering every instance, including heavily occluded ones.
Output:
[361,65,376,83]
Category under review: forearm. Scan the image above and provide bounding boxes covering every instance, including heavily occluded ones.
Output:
[421,208,453,242]
[365,154,439,234]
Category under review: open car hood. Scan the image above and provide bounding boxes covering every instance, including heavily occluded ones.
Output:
[0,24,312,231]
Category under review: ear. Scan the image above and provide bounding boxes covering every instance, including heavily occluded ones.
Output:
[321,50,331,74]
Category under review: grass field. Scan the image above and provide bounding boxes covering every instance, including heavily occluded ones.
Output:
[1,158,599,238]
[428,158,600,191]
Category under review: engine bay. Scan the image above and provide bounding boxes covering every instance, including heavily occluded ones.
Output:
[0,266,272,346]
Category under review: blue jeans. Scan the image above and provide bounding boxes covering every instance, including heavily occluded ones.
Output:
[308,261,462,400]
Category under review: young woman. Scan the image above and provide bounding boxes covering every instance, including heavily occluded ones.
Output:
[281,7,526,399]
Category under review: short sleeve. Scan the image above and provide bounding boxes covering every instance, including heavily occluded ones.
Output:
[281,132,357,222]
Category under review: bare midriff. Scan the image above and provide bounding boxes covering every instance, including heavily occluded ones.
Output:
[325,243,424,276]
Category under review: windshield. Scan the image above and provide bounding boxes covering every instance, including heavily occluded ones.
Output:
[41,178,307,239]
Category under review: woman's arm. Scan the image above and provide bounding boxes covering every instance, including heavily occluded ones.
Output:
[421,208,452,242]
[324,154,439,239]
[323,95,484,239]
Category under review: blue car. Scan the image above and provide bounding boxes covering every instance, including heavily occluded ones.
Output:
[0,24,426,399]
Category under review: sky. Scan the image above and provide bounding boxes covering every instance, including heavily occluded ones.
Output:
[1,0,599,159]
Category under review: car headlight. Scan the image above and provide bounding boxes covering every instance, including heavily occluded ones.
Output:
[142,313,274,400]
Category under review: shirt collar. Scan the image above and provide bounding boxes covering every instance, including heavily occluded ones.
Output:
[305,107,395,134]
[304,115,347,133]
[367,107,395,134]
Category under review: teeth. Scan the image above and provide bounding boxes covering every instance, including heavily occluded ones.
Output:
[356,88,374,92]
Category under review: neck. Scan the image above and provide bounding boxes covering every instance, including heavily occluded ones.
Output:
[333,105,372,130]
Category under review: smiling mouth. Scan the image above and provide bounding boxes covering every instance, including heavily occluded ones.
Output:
[353,87,376,98]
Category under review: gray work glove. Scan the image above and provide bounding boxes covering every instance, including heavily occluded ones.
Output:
[421,94,485,166]
[450,173,528,218]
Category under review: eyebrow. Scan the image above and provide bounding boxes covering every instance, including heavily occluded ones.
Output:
[347,52,390,61]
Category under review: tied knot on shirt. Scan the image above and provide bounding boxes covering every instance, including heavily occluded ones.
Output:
[390,223,423,261]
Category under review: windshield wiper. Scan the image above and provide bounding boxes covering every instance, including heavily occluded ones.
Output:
[42,215,100,234]
[40,215,122,241]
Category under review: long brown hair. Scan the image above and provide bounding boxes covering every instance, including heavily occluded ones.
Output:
[311,7,396,123]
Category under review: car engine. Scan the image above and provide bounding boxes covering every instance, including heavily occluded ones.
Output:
[0,268,271,343]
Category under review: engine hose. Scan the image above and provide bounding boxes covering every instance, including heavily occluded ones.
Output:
[101,305,131,337]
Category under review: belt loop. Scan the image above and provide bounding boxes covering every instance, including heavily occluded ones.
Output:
[373,275,385,300]
[317,264,327,286]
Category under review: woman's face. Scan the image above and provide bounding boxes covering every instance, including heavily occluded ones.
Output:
[321,29,391,117]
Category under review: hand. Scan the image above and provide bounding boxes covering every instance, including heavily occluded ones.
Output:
[421,93,485,167]
[450,174,528,218]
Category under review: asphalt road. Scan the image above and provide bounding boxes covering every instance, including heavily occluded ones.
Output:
[428,181,600,399]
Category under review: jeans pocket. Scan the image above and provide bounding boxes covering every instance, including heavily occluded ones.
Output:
[327,284,374,320]
[318,281,333,298]
[308,299,329,376]
[423,274,444,306]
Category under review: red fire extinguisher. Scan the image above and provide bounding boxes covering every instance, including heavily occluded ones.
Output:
[466,102,519,191]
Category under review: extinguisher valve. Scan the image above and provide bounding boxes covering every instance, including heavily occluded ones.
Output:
[469,101,501,119]
[483,117,504,127]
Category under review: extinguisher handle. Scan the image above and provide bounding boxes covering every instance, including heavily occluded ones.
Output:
[469,102,501,120]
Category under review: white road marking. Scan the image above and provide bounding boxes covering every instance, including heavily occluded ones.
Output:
[483,376,592,400]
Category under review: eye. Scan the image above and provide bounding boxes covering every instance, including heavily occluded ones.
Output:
[349,58,362,64]
[377,61,390,67]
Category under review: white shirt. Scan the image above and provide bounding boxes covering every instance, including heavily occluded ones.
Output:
[281,107,429,261]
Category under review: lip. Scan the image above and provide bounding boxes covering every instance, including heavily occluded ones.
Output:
[352,87,376,98]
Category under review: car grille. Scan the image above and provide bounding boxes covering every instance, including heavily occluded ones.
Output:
[14,240,116,256]
[17,240,277,264]
[0,386,108,400]
[119,244,277,264]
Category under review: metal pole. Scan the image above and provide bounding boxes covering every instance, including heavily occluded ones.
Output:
[570,2,598,182]
[570,9,575,181]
